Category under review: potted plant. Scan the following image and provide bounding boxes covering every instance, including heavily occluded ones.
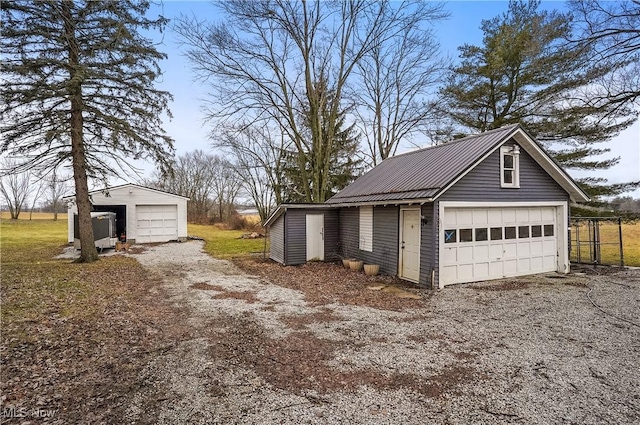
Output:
[349,260,364,271]
[364,264,380,276]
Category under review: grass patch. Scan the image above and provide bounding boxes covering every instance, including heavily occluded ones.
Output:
[1,217,68,263]
[1,212,189,422]
[571,222,640,267]
[188,223,269,259]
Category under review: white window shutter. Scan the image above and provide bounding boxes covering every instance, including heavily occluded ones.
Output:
[359,206,373,252]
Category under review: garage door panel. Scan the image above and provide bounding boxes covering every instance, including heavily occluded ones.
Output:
[442,265,457,282]
[136,204,178,243]
[502,209,516,223]
[489,244,503,260]
[443,210,457,226]
[529,209,542,221]
[474,262,489,278]
[441,206,559,286]
[543,255,556,269]
[542,208,555,221]
[531,256,543,270]
[503,242,517,258]
[502,259,517,275]
[458,264,473,280]
[517,242,530,257]
[531,241,543,255]
[473,209,488,225]
[489,261,503,276]
[474,245,489,260]
[516,209,529,223]
[458,246,473,262]
[543,240,556,254]
[457,210,473,226]
[444,247,457,263]
[518,258,531,272]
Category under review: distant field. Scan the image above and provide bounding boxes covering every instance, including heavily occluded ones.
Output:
[0,211,68,220]
[571,221,640,267]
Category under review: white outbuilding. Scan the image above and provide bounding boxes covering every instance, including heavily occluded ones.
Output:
[66,183,189,244]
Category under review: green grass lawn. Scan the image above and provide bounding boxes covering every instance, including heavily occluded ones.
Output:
[188,223,269,259]
[571,222,640,267]
[0,216,68,263]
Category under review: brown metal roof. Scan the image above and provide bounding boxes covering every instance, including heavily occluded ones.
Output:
[327,125,520,204]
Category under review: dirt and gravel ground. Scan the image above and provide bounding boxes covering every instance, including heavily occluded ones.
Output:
[119,240,640,425]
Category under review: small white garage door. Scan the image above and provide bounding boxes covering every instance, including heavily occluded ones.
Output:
[441,206,558,286]
[136,205,178,243]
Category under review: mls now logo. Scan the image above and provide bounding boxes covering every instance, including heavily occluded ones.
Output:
[31,408,58,418]
[1,406,58,418]
[2,406,28,418]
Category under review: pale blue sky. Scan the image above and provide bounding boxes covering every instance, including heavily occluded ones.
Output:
[140,0,639,198]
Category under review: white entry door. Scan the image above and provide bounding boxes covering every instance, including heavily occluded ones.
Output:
[400,209,421,282]
[306,214,324,261]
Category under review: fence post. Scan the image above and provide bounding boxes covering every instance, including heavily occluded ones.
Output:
[618,217,624,267]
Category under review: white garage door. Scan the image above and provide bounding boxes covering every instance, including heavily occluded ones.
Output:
[136,205,178,243]
[441,206,558,286]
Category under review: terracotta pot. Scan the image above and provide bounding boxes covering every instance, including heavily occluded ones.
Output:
[349,260,363,271]
[364,264,380,276]
[342,259,354,268]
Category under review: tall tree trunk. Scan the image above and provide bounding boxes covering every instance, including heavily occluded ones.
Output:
[63,2,98,263]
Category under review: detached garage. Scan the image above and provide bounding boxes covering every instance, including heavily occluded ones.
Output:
[65,183,189,244]
[266,124,590,289]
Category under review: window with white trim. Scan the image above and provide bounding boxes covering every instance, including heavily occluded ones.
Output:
[359,206,373,252]
[500,145,520,188]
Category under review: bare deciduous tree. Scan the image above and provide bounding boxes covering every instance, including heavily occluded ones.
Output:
[210,157,243,223]
[46,172,71,221]
[216,124,289,223]
[351,2,448,164]
[0,159,30,220]
[28,177,46,220]
[148,150,217,222]
[568,0,640,114]
[175,0,437,202]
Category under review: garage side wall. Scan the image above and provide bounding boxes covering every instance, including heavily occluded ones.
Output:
[269,215,285,264]
[339,206,399,276]
[283,208,340,265]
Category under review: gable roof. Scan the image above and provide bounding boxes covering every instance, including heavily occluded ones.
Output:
[63,183,190,201]
[326,124,590,205]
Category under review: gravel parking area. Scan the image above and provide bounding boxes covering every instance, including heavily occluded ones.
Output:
[128,241,640,424]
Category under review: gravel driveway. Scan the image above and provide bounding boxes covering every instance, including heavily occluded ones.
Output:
[126,241,640,424]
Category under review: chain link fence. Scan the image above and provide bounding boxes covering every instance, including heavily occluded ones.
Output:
[570,217,624,266]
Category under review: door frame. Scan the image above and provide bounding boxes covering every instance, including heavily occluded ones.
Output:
[437,201,569,288]
[398,206,421,282]
[306,214,325,261]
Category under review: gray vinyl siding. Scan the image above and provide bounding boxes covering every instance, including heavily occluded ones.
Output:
[339,206,399,276]
[284,209,307,265]
[269,215,285,264]
[418,204,436,288]
[283,208,340,266]
[440,141,569,202]
[432,202,440,290]
[323,210,341,261]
